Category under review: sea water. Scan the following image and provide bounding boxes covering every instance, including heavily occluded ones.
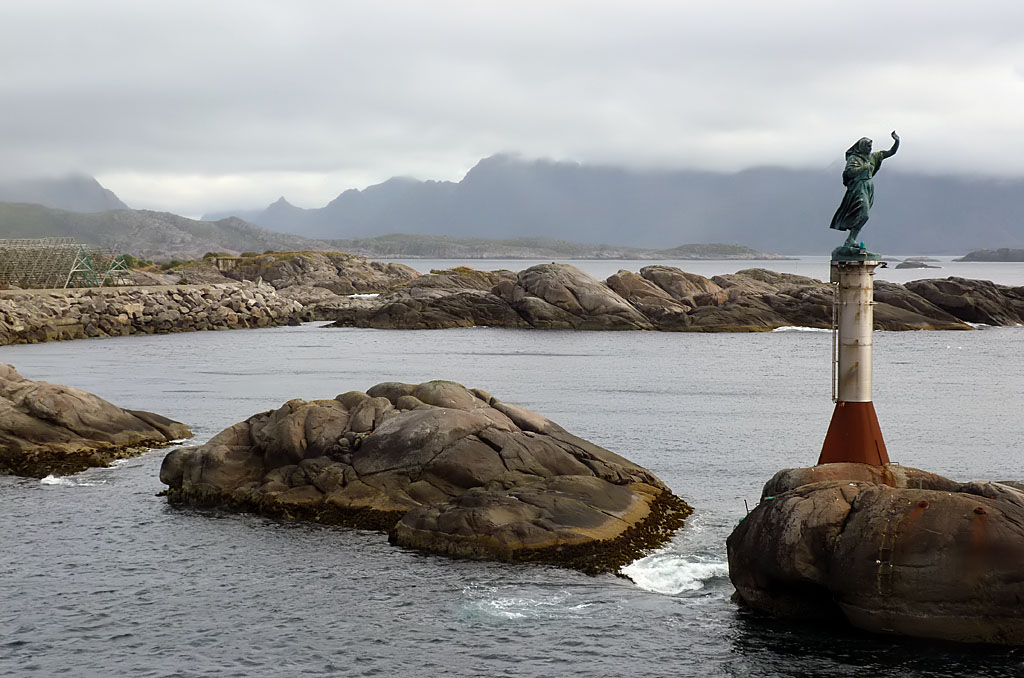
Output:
[1,323,1023,677]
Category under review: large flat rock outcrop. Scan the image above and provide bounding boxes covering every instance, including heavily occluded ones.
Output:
[727,463,1024,644]
[0,364,192,477]
[344,267,526,329]
[160,380,691,573]
[330,263,1013,332]
[904,277,1024,326]
[223,250,419,295]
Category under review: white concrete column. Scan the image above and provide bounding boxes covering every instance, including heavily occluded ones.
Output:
[831,260,878,403]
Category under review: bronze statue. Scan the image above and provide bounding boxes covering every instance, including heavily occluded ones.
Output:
[830,131,899,249]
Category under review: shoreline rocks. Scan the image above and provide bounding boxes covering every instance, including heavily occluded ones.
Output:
[331,263,1023,332]
[159,380,692,574]
[0,281,310,346]
[6,262,1021,345]
[727,462,1024,645]
[162,250,420,318]
[0,364,192,477]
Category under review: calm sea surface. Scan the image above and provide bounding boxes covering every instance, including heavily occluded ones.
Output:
[2,319,1023,676]
[385,256,1024,287]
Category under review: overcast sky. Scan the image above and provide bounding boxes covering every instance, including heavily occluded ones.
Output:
[3,0,1024,215]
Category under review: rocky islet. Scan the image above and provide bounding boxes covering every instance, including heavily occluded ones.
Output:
[159,380,692,574]
[727,463,1024,644]
[0,363,192,477]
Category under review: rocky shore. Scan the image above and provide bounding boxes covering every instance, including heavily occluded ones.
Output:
[727,463,1024,644]
[159,250,419,318]
[160,380,692,574]
[0,364,192,477]
[5,259,1021,346]
[0,281,310,346]
[330,263,1024,331]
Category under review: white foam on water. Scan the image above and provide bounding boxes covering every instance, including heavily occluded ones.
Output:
[771,326,830,333]
[622,553,729,596]
[966,322,991,329]
[348,293,380,299]
[39,475,107,487]
[461,586,591,621]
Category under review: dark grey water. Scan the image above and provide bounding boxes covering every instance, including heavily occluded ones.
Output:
[2,324,1023,677]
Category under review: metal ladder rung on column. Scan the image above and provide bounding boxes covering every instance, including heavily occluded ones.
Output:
[831,280,839,403]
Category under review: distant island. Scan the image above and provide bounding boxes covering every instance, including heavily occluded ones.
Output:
[956,248,1024,262]
[324,234,792,260]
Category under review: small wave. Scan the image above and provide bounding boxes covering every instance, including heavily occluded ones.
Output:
[39,475,107,487]
[461,586,591,621]
[966,322,991,329]
[622,554,729,595]
[771,326,830,333]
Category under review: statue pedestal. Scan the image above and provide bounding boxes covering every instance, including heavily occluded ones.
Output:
[819,258,889,465]
[831,244,881,261]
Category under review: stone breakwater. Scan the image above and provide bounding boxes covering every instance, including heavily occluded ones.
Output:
[0,282,310,346]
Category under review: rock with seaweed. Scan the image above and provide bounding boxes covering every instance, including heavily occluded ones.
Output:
[0,364,192,477]
[727,462,1024,644]
[159,380,691,574]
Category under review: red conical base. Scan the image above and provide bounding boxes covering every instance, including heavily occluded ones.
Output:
[818,401,889,465]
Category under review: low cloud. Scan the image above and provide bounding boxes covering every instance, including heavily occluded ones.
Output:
[3,0,1024,213]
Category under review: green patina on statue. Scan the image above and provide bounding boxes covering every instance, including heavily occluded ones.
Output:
[830,131,899,259]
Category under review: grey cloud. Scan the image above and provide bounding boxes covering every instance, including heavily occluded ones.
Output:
[2,0,1024,214]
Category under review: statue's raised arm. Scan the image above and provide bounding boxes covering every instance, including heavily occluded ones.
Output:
[880,130,900,159]
[829,131,900,255]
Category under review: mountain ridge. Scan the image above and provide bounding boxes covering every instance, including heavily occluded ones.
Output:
[0,201,329,260]
[204,155,1024,255]
[0,174,128,213]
